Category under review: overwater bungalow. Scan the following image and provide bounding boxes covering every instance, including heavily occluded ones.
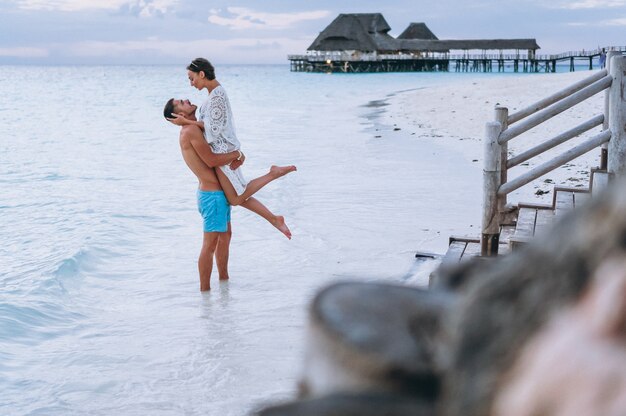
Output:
[287,13,588,73]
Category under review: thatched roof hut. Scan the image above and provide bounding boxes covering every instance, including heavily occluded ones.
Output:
[307,13,398,53]
[397,23,438,40]
[307,13,540,54]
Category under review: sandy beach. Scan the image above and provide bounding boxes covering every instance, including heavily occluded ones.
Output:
[384,70,605,206]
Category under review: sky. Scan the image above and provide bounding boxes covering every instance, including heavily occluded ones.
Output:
[0,0,625,65]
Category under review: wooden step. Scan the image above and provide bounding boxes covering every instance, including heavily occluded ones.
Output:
[442,233,511,265]
[534,208,555,236]
[575,191,591,207]
[463,241,482,258]
[509,207,537,250]
[498,224,515,254]
[509,205,556,250]
[554,190,574,217]
[591,170,610,195]
[441,237,479,265]
[552,187,590,214]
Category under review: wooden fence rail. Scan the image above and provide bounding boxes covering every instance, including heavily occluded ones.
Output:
[499,75,612,143]
[507,114,605,168]
[498,130,611,196]
[507,70,608,124]
[481,54,626,256]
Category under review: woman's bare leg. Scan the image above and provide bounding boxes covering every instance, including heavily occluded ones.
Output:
[216,165,296,206]
[241,197,291,239]
[215,167,293,239]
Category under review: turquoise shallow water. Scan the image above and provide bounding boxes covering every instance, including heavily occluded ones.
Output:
[0,64,490,415]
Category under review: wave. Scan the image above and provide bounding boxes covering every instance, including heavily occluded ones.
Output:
[48,248,98,291]
[0,248,102,347]
[28,244,122,297]
[0,301,85,346]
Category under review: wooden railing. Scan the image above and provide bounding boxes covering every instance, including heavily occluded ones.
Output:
[480,53,626,255]
[545,46,626,60]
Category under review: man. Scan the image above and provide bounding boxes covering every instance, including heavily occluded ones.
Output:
[164,98,243,291]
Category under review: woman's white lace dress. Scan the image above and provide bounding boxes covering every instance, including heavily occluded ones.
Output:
[199,85,248,195]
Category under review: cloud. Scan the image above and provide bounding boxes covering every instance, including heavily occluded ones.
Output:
[16,0,130,11]
[207,7,330,30]
[552,0,626,9]
[118,0,177,17]
[14,0,177,16]
[0,46,48,57]
[603,17,626,24]
[567,17,626,26]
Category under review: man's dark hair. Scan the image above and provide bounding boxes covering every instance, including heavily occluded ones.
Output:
[187,58,215,80]
[163,98,175,119]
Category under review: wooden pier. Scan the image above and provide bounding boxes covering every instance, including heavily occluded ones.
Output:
[289,47,626,73]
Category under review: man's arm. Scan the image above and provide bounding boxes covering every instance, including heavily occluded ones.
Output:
[182,126,241,168]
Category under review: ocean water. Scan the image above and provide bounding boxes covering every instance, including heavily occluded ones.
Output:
[0,65,487,415]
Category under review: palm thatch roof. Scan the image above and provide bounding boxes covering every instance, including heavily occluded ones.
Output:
[307,13,540,53]
[397,23,438,40]
[307,13,395,52]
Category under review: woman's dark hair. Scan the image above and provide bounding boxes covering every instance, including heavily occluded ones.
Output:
[163,98,175,119]
[187,58,215,80]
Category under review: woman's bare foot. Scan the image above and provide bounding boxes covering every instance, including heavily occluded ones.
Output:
[269,165,297,179]
[272,215,292,239]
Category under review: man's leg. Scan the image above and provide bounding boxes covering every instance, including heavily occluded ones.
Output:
[199,231,219,291]
[215,223,232,280]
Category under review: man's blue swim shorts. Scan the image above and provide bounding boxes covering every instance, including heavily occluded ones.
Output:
[197,190,231,232]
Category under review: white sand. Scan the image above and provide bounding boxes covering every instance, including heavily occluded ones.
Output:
[384,71,606,205]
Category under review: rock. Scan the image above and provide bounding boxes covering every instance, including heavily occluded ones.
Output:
[299,282,453,400]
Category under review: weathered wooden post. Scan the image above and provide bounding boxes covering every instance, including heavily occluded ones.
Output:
[602,51,621,169]
[481,122,502,256]
[608,55,626,175]
[495,107,509,213]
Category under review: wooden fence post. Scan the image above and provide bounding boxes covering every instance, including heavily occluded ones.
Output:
[608,55,626,175]
[482,122,502,256]
[602,51,620,169]
[495,106,509,212]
